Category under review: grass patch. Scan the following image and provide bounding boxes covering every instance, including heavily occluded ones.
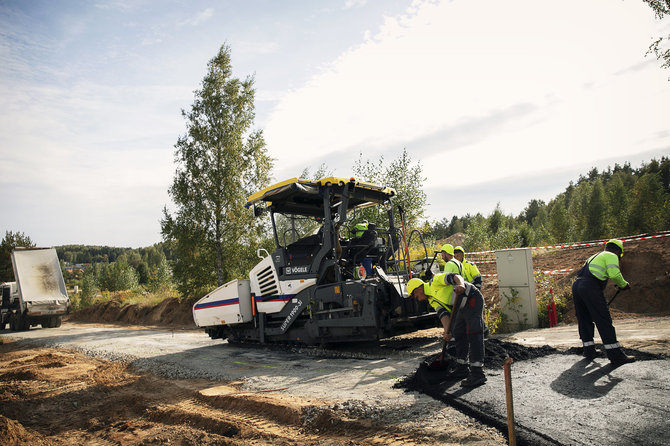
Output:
[70,286,181,310]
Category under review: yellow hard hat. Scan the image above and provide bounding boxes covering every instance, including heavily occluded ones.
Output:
[454,246,465,254]
[406,278,424,296]
[606,239,624,257]
[441,244,454,256]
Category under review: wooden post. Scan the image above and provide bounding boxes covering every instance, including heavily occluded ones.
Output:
[504,356,516,446]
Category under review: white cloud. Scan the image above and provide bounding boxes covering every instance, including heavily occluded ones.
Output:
[344,0,368,10]
[179,8,215,27]
[264,0,670,185]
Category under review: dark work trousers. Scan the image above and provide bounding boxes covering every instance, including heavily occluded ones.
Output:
[572,277,618,345]
[452,289,485,367]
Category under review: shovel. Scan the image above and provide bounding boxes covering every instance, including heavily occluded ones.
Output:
[422,339,451,370]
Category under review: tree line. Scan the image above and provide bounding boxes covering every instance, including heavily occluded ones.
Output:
[0,232,172,304]
[426,157,670,252]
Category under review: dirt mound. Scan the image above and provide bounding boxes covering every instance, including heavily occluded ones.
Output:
[438,232,466,248]
[67,297,196,329]
[0,415,47,446]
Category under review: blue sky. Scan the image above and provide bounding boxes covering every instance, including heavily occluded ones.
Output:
[1,0,669,248]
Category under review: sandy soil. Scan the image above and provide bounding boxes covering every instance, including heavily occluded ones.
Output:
[0,335,507,445]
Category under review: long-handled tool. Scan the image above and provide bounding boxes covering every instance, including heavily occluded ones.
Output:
[422,339,451,370]
[397,205,412,278]
[421,251,440,280]
[607,286,627,306]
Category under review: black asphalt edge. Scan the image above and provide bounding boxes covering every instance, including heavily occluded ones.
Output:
[397,366,563,446]
[395,344,667,446]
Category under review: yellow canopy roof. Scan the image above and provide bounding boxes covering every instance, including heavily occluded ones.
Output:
[246,177,396,216]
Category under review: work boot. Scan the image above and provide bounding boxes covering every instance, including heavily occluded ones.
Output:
[582,345,598,360]
[606,347,636,367]
[446,364,469,380]
[461,367,487,388]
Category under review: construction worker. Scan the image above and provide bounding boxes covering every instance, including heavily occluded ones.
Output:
[453,246,482,290]
[352,221,369,238]
[571,239,635,366]
[437,243,463,275]
[407,273,487,387]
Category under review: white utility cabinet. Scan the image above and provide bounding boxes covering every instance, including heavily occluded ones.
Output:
[495,248,538,331]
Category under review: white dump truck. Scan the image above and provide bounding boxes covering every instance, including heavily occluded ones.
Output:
[0,247,70,331]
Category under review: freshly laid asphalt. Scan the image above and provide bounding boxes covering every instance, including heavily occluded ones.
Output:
[404,352,669,446]
[400,317,670,445]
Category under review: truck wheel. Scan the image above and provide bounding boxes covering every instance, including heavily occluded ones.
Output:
[19,315,30,331]
[9,313,28,331]
[54,316,62,327]
[0,321,6,330]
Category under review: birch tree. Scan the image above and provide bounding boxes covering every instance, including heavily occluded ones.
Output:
[162,44,273,298]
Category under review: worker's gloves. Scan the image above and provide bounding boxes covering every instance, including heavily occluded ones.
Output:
[622,283,631,290]
[421,269,434,280]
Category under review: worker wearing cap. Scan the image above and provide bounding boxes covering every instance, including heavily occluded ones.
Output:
[407,273,486,387]
[572,239,635,366]
[453,246,482,290]
[437,243,463,275]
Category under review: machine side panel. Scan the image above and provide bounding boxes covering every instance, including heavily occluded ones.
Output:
[192,279,251,327]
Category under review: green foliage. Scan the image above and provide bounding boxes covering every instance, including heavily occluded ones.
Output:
[98,260,139,292]
[147,255,172,292]
[584,178,606,240]
[644,0,670,78]
[628,172,666,232]
[427,157,670,249]
[78,266,99,309]
[56,245,133,264]
[351,148,427,232]
[484,307,502,336]
[162,43,273,299]
[498,287,529,332]
[0,231,35,281]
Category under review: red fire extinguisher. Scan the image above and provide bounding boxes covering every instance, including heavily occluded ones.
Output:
[547,287,558,327]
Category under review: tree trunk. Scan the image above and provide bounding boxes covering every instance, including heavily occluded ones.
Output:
[215,218,224,286]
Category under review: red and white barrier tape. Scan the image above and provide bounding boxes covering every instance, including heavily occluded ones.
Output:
[482,267,575,278]
[468,231,670,256]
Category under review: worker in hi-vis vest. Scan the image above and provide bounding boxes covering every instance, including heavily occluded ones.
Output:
[572,239,635,366]
[453,246,482,290]
[407,273,486,387]
[437,243,463,275]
